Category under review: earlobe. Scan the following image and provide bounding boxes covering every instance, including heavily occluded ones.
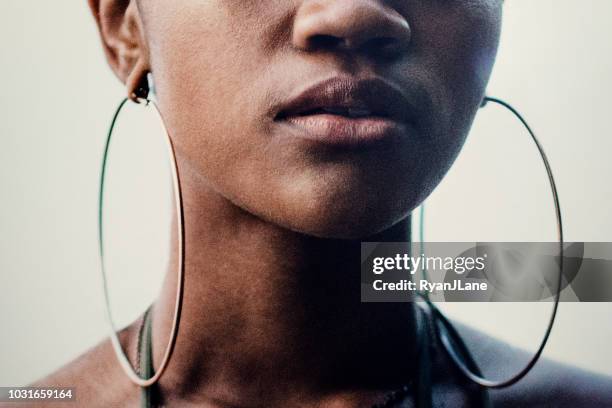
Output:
[126,59,150,103]
[88,0,150,91]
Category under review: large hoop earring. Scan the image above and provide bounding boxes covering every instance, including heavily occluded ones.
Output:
[416,96,564,389]
[98,79,185,388]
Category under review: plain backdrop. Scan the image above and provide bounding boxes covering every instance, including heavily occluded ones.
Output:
[1,1,611,386]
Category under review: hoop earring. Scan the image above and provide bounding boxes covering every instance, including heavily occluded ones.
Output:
[415,96,564,389]
[98,76,185,388]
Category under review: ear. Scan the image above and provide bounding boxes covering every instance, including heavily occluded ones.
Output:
[88,0,149,100]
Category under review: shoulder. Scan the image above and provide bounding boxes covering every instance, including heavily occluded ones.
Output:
[451,322,612,407]
[0,324,142,408]
[491,358,612,407]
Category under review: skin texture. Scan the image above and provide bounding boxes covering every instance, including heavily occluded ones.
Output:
[7,1,610,407]
[138,0,498,239]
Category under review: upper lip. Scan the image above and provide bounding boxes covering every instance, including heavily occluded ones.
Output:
[275,76,418,125]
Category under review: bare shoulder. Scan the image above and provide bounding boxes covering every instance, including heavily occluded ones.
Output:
[453,322,612,407]
[0,325,141,408]
[491,358,612,407]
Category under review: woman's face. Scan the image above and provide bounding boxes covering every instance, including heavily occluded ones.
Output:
[134,0,502,238]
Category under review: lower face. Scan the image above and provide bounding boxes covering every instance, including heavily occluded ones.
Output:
[137,0,502,238]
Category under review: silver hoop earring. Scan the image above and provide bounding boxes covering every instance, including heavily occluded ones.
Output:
[415,95,564,389]
[98,79,185,387]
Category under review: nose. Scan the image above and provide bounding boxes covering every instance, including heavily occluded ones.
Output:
[292,0,411,58]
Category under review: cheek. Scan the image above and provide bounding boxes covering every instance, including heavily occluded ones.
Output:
[406,1,502,176]
[143,2,272,188]
[142,2,320,234]
[417,2,502,108]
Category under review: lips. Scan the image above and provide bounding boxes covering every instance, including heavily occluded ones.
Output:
[274,77,417,146]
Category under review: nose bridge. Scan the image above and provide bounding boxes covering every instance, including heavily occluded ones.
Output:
[292,0,411,53]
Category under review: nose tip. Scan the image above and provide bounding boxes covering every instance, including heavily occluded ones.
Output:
[292,0,411,58]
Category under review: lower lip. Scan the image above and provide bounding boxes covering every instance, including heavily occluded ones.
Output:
[276,114,407,147]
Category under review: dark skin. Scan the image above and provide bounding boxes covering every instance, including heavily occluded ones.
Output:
[7,1,610,407]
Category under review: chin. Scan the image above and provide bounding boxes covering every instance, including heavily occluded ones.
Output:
[218,151,432,239]
[290,209,408,240]
[269,189,413,240]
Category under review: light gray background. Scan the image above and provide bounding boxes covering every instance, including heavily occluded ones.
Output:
[1,1,611,386]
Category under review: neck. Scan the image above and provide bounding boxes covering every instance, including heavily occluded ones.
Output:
[149,159,418,406]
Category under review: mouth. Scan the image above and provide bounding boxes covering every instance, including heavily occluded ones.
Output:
[274,76,417,147]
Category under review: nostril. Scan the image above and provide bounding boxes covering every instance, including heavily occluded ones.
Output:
[370,37,396,49]
[307,34,345,51]
[363,37,404,58]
